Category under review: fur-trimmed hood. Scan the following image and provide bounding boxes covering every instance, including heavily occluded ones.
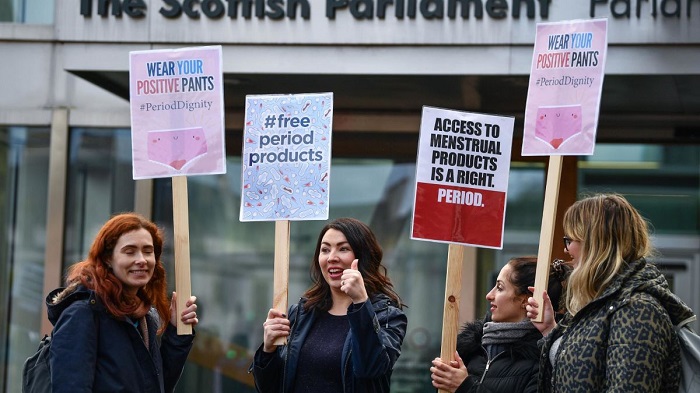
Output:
[46,282,102,326]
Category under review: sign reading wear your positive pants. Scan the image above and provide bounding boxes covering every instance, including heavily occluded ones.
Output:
[522,18,608,156]
[129,46,226,179]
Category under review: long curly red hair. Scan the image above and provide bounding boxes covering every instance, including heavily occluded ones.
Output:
[66,212,170,333]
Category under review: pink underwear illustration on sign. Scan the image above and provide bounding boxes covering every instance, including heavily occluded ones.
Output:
[535,105,582,149]
[147,127,208,170]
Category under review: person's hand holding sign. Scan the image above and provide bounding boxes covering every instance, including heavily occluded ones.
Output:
[262,309,290,353]
[341,259,368,304]
[252,218,407,392]
[526,286,558,336]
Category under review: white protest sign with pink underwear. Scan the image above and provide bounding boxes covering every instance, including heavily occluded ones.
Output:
[522,19,608,156]
[129,46,226,179]
[240,93,333,222]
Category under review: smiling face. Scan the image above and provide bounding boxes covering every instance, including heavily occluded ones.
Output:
[109,228,156,295]
[485,264,528,323]
[319,228,356,292]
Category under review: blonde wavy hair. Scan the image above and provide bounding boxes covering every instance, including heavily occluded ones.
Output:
[563,194,654,315]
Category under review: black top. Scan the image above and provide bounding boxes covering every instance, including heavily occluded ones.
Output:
[292,312,350,393]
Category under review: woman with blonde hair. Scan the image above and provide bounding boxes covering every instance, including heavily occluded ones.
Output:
[527,193,694,392]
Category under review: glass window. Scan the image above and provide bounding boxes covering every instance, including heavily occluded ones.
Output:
[144,138,700,392]
[62,128,135,269]
[151,156,551,392]
[579,144,700,235]
[0,0,53,23]
[0,126,50,393]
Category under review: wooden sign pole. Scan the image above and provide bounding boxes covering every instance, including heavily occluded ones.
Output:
[273,220,291,345]
[172,175,193,335]
[532,155,563,323]
[438,243,465,393]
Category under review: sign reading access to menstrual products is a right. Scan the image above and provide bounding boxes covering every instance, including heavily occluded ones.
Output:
[522,18,608,156]
[411,106,514,249]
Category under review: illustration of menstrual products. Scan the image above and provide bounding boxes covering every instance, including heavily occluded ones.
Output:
[147,127,208,170]
[534,105,582,149]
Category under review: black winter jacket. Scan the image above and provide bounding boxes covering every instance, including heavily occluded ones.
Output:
[455,318,540,393]
[47,284,194,393]
[251,294,407,393]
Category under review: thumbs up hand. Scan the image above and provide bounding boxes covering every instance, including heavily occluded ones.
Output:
[341,259,368,304]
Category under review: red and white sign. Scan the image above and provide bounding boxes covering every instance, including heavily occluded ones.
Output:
[411,106,514,249]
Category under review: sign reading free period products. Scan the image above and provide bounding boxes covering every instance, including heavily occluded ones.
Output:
[240,93,333,222]
[411,106,514,249]
[129,45,226,179]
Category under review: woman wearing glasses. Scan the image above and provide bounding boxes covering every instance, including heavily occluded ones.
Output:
[527,193,695,392]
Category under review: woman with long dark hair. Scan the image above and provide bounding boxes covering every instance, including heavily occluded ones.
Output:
[430,256,570,393]
[251,217,407,392]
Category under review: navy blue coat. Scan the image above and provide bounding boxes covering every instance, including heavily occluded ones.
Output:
[47,285,194,393]
[251,295,407,393]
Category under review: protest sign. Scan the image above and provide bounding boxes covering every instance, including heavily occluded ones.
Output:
[130,46,226,179]
[129,45,225,334]
[522,19,608,156]
[240,92,333,344]
[240,93,333,222]
[411,106,514,249]
[522,19,608,322]
[411,107,513,393]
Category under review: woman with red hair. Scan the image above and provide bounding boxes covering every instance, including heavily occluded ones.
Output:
[46,212,198,392]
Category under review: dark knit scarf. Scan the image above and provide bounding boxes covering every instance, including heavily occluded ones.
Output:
[482,320,538,346]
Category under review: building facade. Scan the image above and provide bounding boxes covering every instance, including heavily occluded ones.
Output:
[1,0,699,391]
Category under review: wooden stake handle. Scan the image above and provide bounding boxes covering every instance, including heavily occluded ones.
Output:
[273,220,290,345]
[532,156,563,323]
[438,244,465,393]
[172,176,193,335]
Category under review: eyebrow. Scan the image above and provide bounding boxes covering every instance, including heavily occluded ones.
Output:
[321,241,349,247]
[120,244,153,250]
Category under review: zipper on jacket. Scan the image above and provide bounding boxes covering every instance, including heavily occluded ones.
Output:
[478,349,505,385]
[282,318,296,392]
[385,300,390,329]
[342,349,352,393]
[282,300,302,392]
